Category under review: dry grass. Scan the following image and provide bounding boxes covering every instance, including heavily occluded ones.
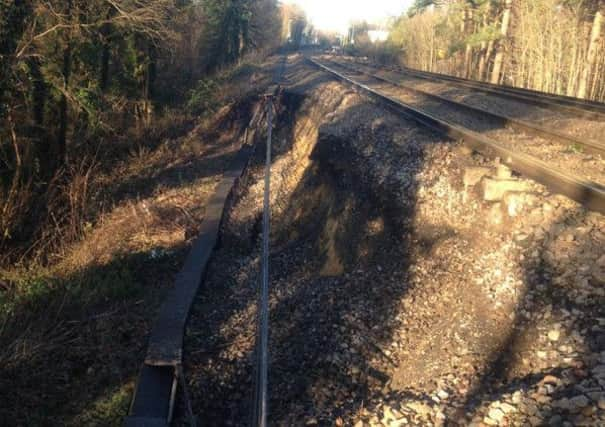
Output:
[0,57,275,425]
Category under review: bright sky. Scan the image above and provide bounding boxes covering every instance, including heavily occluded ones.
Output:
[285,0,413,34]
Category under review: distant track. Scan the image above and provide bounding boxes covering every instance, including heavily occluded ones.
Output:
[347,58,605,121]
[308,57,605,215]
[328,59,605,157]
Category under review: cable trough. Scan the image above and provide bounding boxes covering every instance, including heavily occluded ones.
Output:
[125,57,286,427]
[124,144,253,427]
[308,57,605,215]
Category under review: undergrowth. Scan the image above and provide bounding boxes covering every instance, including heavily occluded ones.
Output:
[0,55,273,425]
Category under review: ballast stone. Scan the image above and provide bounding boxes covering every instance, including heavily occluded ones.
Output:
[496,164,513,179]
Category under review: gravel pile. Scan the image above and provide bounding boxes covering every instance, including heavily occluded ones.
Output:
[180,57,605,426]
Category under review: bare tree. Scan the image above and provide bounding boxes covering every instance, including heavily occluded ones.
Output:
[490,0,513,84]
[577,2,604,98]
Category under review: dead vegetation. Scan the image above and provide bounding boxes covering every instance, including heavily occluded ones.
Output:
[0,57,277,425]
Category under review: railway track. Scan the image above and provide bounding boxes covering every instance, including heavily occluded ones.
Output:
[347,57,605,121]
[328,59,605,157]
[308,57,605,215]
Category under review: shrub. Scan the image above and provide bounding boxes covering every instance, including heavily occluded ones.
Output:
[186,78,219,116]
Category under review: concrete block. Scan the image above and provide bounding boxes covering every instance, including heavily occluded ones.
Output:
[496,164,513,179]
[464,167,493,187]
[482,177,532,201]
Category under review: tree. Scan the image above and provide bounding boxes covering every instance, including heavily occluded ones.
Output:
[490,0,513,84]
[577,2,604,98]
[0,0,284,252]
[408,0,438,17]
[280,3,307,48]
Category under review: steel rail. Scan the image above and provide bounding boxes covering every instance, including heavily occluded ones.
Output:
[252,54,286,427]
[326,59,605,157]
[393,65,605,114]
[309,57,605,215]
[252,95,273,427]
[345,58,605,121]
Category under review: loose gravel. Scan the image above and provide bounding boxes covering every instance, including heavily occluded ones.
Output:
[180,56,605,427]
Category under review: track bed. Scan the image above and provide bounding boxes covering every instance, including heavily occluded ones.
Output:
[179,56,605,427]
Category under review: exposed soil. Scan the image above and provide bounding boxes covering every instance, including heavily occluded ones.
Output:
[182,55,605,427]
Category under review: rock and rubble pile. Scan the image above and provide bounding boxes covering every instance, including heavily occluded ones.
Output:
[180,56,605,426]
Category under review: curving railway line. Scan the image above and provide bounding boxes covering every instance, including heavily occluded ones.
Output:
[308,56,605,215]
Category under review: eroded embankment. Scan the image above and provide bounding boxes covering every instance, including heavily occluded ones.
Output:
[182,58,605,427]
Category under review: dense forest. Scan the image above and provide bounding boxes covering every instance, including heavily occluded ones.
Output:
[357,0,605,102]
[0,0,302,263]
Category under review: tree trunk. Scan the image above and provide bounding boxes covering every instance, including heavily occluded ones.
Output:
[429,26,435,72]
[577,7,603,99]
[141,42,156,127]
[57,17,72,168]
[464,8,474,78]
[478,2,493,81]
[491,0,513,84]
[27,57,52,177]
[99,10,114,92]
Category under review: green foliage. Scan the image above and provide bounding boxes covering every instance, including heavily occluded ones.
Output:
[568,142,585,154]
[186,77,219,115]
[201,0,280,71]
[466,24,501,46]
[408,0,437,17]
[0,260,139,321]
[201,0,252,69]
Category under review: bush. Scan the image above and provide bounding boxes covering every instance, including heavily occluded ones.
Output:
[186,78,219,116]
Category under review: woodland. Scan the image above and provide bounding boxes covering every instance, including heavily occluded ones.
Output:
[0,0,307,262]
[359,0,605,102]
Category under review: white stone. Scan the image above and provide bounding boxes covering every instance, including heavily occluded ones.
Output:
[548,329,560,341]
[437,390,449,400]
[488,407,505,422]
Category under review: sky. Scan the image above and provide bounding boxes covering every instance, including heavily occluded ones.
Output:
[285,0,413,35]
